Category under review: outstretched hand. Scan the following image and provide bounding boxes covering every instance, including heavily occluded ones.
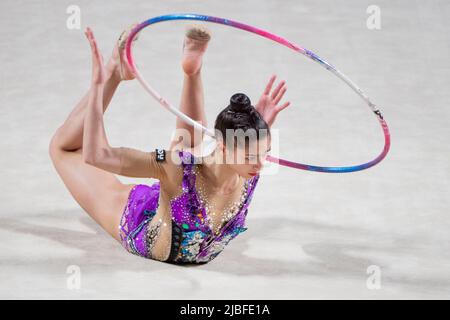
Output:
[255,74,292,128]
[84,27,106,85]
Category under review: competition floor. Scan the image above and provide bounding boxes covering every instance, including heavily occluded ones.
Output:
[1,0,449,299]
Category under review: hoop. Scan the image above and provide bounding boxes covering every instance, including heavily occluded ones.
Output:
[125,13,391,173]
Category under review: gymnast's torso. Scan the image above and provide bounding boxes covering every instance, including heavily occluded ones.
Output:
[119,149,260,264]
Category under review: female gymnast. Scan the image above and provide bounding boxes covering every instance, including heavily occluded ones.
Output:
[49,24,291,264]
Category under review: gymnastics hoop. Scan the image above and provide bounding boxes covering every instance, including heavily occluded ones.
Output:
[125,13,391,173]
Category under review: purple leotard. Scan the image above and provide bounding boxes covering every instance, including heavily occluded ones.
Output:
[119,150,260,264]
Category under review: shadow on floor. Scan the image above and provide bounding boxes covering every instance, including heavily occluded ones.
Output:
[0,210,448,294]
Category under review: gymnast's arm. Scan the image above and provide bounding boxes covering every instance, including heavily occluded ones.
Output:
[85,147,180,181]
[81,79,179,180]
[82,29,180,181]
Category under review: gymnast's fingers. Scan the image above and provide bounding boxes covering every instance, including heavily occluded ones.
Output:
[86,28,102,62]
[273,84,287,104]
[84,29,93,47]
[85,28,96,52]
[276,101,291,113]
[263,74,276,95]
[271,80,286,100]
[90,31,101,59]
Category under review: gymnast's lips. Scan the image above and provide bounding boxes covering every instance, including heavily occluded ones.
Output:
[248,172,258,176]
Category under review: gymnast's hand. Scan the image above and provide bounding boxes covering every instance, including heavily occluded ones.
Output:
[255,74,291,128]
[84,27,106,85]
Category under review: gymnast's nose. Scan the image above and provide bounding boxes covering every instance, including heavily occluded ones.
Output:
[254,156,264,171]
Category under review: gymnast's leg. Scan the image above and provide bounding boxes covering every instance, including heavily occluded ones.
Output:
[169,25,211,151]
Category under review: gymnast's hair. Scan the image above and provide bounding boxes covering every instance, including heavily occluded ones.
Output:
[214,93,270,149]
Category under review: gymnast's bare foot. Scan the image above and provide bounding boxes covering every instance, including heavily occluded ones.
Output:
[107,24,139,81]
[182,24,211,76]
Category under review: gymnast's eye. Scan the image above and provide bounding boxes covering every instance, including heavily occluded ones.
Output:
[246,151,270,160]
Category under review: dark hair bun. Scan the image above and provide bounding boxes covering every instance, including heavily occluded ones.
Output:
[215,92,270,146]
[229,93,252,114]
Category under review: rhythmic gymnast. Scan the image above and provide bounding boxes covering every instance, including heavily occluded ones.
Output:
[49,24,291,264]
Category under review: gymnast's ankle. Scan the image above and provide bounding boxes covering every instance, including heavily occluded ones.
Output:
[105,59,123,84]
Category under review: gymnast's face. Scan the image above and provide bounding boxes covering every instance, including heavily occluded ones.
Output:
[222,136,271,179]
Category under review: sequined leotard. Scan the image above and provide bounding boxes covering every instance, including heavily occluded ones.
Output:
[119,150,260,264]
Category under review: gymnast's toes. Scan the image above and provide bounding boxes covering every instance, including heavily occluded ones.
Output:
[182,24,212,75]
[185,24,211,42]
[113,23,139,81]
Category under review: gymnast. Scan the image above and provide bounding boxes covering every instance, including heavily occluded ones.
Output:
[49,24,291,264]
